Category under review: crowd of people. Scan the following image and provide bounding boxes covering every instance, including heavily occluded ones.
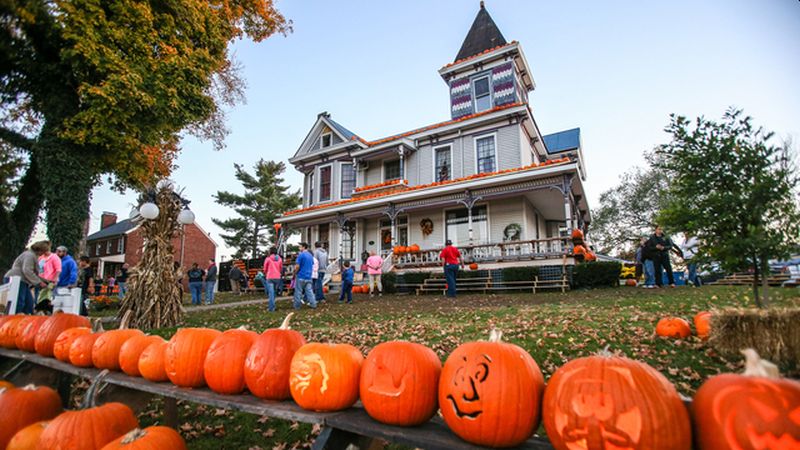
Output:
[635,225,700,288]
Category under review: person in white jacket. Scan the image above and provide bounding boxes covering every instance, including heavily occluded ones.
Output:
[681,235,700,287]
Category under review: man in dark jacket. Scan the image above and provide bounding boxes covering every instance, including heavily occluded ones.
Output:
[204,259,217,305]
[229,265,242,295]
[647,226,677,287]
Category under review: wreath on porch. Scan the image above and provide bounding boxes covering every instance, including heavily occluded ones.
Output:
[420,218,434,237]
[503,223,522,241]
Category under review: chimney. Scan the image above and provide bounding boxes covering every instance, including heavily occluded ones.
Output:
[100,212,117,230]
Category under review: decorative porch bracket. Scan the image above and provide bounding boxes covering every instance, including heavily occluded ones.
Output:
[456,190,483,246]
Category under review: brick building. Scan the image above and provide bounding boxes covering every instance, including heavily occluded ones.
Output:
[86,212,217,287]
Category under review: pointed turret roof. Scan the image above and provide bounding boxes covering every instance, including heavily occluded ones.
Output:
[454,2,507,62]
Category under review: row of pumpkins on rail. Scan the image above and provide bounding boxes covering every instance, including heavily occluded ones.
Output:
[0,311,798,449]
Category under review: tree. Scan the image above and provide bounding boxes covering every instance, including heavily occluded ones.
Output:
[0,1,289,271]
[656,109,800,308]
[213,160,301,259]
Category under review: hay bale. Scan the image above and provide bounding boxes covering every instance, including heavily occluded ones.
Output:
[709,308,800,368]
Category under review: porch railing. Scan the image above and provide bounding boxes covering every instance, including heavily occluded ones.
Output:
[390,237,572,268]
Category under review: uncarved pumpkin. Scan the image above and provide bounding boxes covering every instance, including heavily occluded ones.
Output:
[360,341,441,426]
[655,317,691,339]
[439,329,545,448]
[53,327,92,362]
[290,342,363,412]
[138,338,168,382]
[469,263,479,271]
[92,316,144,371]
[244,313,307,400]
[34,312,91,357]
[165,328,221,387]
[625,278,638,287]
[7,420,49,450]
[69,332,105,367]
[38,402,138,450]
[100,426,187,450]
[694,311,712,339]
[0,315,26,348]
[693,349,800,450]
[204,328,258,395]
[0,385,63,449]
[543,352,692,450]
[119,335,164,377]
[15,316,48,352]
[0,380,14,390]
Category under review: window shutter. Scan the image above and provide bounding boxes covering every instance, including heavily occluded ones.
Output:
[450,76,473,119]
[491,62,515,106]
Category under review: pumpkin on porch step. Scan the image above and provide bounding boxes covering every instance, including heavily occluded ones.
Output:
[100,426,187,450]
[6,420,49,450]
[409,244,420,253]
[0,385,63,449]
[165,327,221,387]
[34,312,90,357]
[204,327,258,395]
[655,317,691,339]
[290,342,363,412]
[245,313,306,400]
[469,262,479,271]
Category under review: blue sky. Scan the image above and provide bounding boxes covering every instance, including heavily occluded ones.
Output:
[84,0,800,258]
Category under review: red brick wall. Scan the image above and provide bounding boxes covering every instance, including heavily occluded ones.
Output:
[100,213,118,230]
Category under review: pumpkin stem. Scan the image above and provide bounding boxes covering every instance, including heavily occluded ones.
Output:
[91,318,105,332]
[118,310,133,330]
[120,428,146,444]
[597,345,613,357]
[237,325,249,331]
[83,369,110,409]
[740,348,781,378]
[280,312,294,330]
[488,328,503,343]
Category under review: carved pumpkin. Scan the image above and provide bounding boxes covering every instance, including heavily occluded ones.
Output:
[53,327,91,362]
[99,426,187,450]
[0,315,26,348]
[69,331,105,367]
[38,402,138,450]
[694,311,712,339]
[360,341,441,426]
[6,420,49,450]
[92,312,144,371]
[543,352,692,450]
[204,328,258,394]
[439,329,544,447]
[245,314,306,400]
[165,328,222,387]
[138,338,169,382]
[469,263,479,271]
[15,316,48,352]
[655,317,691,339]
[119,335,164,377]
[34,312,91,357]
[290,342,363,412]
[0,385,63,449]
[693,349,800,450]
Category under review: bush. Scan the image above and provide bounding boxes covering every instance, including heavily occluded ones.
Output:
[572,262,622,288]
[381,272,397,294]
[400,272,431,285]
[501,266,539,282]
[457,270,487,279]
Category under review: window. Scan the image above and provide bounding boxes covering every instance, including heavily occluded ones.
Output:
[340,163,355,199]
[319,166,332,201]
[321,133,332,148]
[379,217,408,254]
[476,135,497,173]
[96,243,101,256]
[446,206,488,246]
[106,241,112,254]
[435,146,452,182]
[308,172,315,205]
[117,238,124,253]
[384,160,402,181]
[473,76,491,112]
[318,224,329,248]
[341,221,356,260]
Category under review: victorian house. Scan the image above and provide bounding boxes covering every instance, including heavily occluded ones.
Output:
[275,4,590,270]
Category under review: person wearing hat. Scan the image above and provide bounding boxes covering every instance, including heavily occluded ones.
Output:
[439,240,463,298]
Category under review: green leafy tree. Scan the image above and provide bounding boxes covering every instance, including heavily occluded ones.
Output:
[213,160,301,259]
[657,109,800,307]
[0,1,289,271]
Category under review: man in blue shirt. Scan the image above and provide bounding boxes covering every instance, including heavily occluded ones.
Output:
[56,246,78,287]
[338,260,354,304]
[293,243,317,309]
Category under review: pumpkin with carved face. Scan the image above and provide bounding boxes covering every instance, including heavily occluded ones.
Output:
[655,317,691,339]
[693,351,800,450]
[289,343,363,412]
[359,341,441,426]
[543,353,691,450]
[438,329,544,447]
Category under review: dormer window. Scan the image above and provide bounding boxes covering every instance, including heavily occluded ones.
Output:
[473,76,491,112]
[321,133,332,148]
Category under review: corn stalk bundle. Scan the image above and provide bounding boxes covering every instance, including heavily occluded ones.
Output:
[118,186,184,330]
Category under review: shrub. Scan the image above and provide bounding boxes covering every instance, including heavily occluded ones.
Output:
[501,266,539,282]
[457,270,487,279]
[381,272,397,294]
[400,272,431,285]
[572,262,621,288]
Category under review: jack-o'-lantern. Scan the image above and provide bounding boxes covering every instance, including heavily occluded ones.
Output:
[360,341,441,426]
[693,349,800,450]
[693,311,711,339]
[244,313,306,400]
[0,316,26,348]
[543,351,692,450]
[289,342,363,412]
[34,312,90,357]
[655,317,691,339]
[438,329,544,447]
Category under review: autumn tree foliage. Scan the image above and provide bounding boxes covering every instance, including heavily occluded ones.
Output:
[0,0,289,270]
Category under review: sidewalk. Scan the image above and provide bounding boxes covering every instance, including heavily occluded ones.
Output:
[99,295,294,324]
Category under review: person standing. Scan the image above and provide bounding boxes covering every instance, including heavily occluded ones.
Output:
[339,261,354,304]
[647,226,676,288]
[76,256,93,316]
[293,243,317,309]
[637,237,656,288]
[56,246,78,288]
[263,247,283,312]
[681,234,700,287]
[37,241,61,312]
[366,250,383,298]
[106,274,116,296]
[313,242,328,302]
[204,258,218,305]
[229,264,242,296]
[3,241,49,314]
[439,240,463,298]
[187,263,205,306]
[116,264,129,298]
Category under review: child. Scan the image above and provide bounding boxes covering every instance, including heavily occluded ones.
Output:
[106,274,116,295]
[339,261,354,304]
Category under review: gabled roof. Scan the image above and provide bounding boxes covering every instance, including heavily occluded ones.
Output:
[86,219,137,241]
[543,128,581,154]
[455,2,507,62]
[328,118,358,141]
[290,113,366,161]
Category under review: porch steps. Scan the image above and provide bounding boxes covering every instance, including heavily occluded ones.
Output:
[414,274,570,295]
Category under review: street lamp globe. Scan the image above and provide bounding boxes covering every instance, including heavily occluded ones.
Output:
[178,209,195,225]
[139,202,160,220]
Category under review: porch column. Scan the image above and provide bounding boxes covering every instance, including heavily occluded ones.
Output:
[398,147,405,180]
[335,213,349,268]
[457,190,483,246]
[562,174,575,233]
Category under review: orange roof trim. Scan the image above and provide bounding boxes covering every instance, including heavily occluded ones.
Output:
[441,40,518,70]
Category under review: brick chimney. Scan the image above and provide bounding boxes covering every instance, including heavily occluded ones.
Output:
[100,212,117,230]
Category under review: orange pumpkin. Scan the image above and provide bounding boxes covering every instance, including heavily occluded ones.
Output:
[289,342,363,412]
[360,341,441,426]
[119,335,164,377]
[15,316,48,352]
[0,380,14,390]
[244,314,306,400]
[0,385,63,449]
[99,426,187,450]
[409,244,420,253]
[0,315,26,348]
[6,420,49,450]
[694,311,712,339]
[625,279,638,287]
[69,331,105,367]
[543,352,692,450]
[38,402,138,450]
[164,328,221,387]
[138,338,169,382]
[34,312,91,357]
[393,246,403,255]
[92,313,144,371]
[692,349,799,449]
[439,329,545,447]
[469,262,479,271]
[204,328,258,395]
[53,327,91,362]
[655,317,691,339]
[571,229,585,240]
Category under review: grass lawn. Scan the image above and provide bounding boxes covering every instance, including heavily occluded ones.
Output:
[88,285,800,448]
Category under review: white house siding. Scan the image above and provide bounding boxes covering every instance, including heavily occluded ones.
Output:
[520,127,533,166]
[408,209,446,249]
[523,198,540,240]
[487,196,524,242]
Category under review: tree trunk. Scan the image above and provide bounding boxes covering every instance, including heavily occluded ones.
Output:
[0,159,44,273]
[252,223,260,259]
[761,256,770,308]
[752,259,764,309]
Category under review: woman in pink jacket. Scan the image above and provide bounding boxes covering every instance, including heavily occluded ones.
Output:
[263,247,283,312]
